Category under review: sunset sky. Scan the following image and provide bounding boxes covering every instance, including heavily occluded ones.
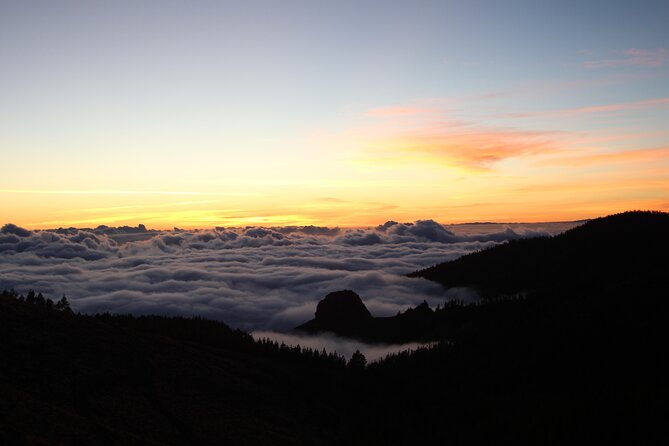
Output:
[2,0,668,229]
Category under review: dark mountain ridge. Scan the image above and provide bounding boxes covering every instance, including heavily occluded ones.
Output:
[0,290,354,445]
[410,210,669,296]
[296,212,669,343]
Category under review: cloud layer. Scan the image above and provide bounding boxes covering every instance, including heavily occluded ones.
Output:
[251,330,435,362]
[0,220,576,331]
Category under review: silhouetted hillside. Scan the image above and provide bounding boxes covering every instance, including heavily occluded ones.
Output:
[289,211,669,444]
[3,210,669,445]
[410,211,669,296]
[0,290,352,445]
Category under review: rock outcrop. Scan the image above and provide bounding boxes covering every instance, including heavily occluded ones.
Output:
[296,290,372,336]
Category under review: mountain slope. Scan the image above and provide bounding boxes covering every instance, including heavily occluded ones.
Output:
[410,210,669,296]
[0,291,352,445]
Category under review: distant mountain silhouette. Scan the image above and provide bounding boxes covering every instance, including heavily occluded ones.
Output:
[410,210,669,297]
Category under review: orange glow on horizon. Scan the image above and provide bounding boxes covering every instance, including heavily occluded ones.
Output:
[2,186,667,231]
[2,99,668,230]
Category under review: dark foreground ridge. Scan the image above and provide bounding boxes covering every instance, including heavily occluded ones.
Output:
[0,290,356,445]
[2,210,669,444]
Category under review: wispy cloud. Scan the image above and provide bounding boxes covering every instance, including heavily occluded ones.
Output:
[364,107,435,118]
[355,117,561,170]
[584,48,669,68]
[53,200,223,215]
[0,189,258,196]
[508,97,669,119]
[538,146,669,167]
[316,197,348,203]
[564,97,669,115]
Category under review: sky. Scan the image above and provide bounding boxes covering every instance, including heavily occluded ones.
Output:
[1,0,668,228]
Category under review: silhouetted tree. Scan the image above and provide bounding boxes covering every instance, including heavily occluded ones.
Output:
[348,350,367,372]
[26,290,36,305]
[55,295,72,313]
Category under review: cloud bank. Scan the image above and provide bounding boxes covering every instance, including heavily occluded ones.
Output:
[0,220,576,331]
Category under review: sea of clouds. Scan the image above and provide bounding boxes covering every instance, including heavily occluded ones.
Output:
[0,219,577,335]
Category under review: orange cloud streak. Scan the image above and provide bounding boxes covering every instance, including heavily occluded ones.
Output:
[567,97,669,115]
[509,97,669,119]
[539,146,669,167]
[364,124,560,170]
